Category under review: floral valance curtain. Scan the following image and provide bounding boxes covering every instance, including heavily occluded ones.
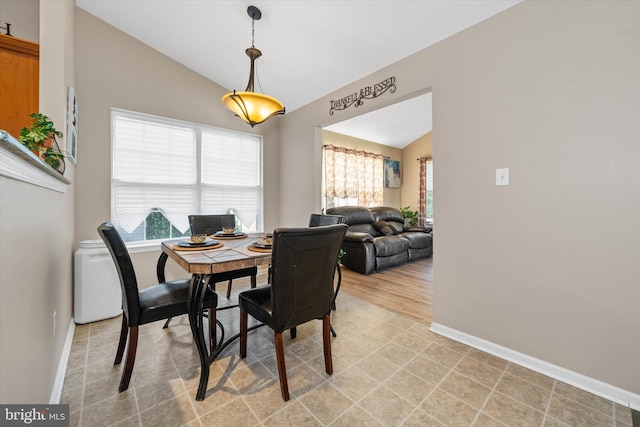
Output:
[418,156,433,226]
[323,144,384,207]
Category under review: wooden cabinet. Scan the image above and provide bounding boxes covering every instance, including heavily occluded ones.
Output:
[0,34,39,138]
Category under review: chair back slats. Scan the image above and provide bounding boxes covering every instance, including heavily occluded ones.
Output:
[270,224,347,332]
[188,214,235,235]
[97,222,141,326]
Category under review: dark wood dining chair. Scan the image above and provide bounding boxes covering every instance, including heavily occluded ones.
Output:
[97,222,218,393]
[239,224,348,401]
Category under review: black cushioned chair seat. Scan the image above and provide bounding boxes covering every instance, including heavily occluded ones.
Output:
[238,286,272,325]
[138,280,217,325]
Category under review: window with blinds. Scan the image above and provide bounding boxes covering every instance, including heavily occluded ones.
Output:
[111,110,263,243]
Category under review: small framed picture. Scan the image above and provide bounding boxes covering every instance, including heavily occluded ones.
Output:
[384,159,401,188]
[67,87,78,165]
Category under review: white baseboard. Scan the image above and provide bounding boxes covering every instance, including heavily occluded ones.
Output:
[50,318,76,404]
[429,322,640,411]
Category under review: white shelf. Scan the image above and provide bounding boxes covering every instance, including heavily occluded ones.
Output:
[0,130,71,192]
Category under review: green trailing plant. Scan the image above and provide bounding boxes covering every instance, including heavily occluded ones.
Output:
[400,206,419,227]
[18,113,66,172]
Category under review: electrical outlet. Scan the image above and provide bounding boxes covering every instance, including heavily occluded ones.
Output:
[53,311,57,337]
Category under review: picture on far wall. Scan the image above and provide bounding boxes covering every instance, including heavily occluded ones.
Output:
[67,86,78,165]
[384,159,401,188]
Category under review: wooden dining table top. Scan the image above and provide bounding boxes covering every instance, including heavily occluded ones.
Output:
[161,233,272,275]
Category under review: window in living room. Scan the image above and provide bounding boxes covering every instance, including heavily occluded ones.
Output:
[323,144,384,209]
[111,109,262,243]
[419,156,433,225]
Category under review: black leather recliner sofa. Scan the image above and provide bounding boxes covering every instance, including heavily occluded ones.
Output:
[325,206,433,275]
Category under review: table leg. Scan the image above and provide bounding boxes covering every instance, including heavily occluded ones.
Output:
[188,273,211,401]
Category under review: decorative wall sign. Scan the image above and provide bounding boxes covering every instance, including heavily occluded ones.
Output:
[384,159,401,188]
[329,76,396,115]
[67,87,78,165]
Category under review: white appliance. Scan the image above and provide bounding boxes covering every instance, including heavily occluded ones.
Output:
[74,239,122,324]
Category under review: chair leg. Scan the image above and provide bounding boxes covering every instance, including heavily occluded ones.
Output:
[208,308,216,354]
[290,327,297,339]
[274,331,290,401]
[162,317,172,329]
[114,313,128,365]
[226,279,233,299]
[322,315,333,376]
[119,325,138,392]
[240,308,248,358]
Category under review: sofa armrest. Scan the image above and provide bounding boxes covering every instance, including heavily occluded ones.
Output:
[405,226,432,233]
[344,231,374,243]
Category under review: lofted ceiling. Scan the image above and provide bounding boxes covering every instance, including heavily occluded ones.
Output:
[75,0,520,147]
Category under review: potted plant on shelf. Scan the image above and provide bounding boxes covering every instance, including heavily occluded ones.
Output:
[18,113,66,173]
[400,206,419,227]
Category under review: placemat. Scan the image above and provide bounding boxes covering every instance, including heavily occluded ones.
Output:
[172,242,224,251]
[247,244,271,253]
[211,233,248,240]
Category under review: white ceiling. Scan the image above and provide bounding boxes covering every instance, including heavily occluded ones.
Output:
[75,0,520,147]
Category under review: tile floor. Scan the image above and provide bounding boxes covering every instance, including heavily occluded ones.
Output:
[61,279,633,426]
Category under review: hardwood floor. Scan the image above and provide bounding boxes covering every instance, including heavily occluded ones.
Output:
[338,257,433,325]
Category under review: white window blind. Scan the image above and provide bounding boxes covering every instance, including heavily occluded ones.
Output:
[111,110,263,242]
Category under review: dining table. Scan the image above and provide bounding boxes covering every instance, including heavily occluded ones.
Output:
[157,232,273,401]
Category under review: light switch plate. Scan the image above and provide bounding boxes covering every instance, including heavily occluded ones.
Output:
[496,168,509,186]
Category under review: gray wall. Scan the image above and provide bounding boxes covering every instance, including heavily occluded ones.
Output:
[279,0,640,398]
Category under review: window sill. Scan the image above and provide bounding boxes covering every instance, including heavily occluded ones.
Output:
[0,130,71,192]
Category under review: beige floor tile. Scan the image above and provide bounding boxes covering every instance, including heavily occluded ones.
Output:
[455,354,505,388]
[553,381,614,416]
[262,400,322,427]
[299,382,355,425]
[355,352,400,383]
[495,373,551,413]
[438,371,492,409]
[505,363,554,390]
[63,293,623,427]
[421,343,466,368]
[384,368,435,406]
[375,341,418,366]
[359,386,416,426]
[401,408,446,426]
[81,391,139,427]
[241,378,292,420]
[547,393,614,427]
[138,392,198,427]
[135,376,187,412]
[330,404,385,427]
[199,397,259,427]
[420,388,479,426]
[404,353,451,386]
[483,391,545,427]
[329,365,380,402]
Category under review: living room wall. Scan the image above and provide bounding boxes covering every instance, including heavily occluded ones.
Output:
[320,129,403,208]
[279,0,640,406]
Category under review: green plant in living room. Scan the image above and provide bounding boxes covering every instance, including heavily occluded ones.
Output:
[400,206,419,227]
[18,113,66,172]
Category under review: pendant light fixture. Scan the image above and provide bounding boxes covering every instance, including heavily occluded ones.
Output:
[221,6,285,127]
